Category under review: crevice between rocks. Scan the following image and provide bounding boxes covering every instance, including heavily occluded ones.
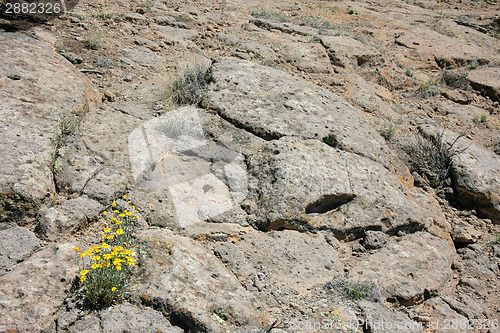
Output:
[305,193,356,214]
[139,296,208,333]
[209,106,283,141]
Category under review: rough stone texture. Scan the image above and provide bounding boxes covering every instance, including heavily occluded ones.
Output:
[344,74,397,117]
[203,57,392,166]
[363,230,388,249]
[395,28,498,68]
[468,67,500,102]
[214,230,342,293]
[281,42,332,73]
[349,232,455,305]
[54,135,99,194]
[38,195,102,240]
[0,226,40,274]
[83,167,128,204]
[245,137,444,237]
[131,229,270,332]
[420,124,500,223]
[411,297,470,333]
[358,301,424,333]
[66,303,183,333]
[0,32,99,224]
[321,35,382,68]
[0,243,78,333]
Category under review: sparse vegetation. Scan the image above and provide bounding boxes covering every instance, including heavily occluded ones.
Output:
[165,63,213,109]
[495,233,500,244]
[251,6,336,30]
[400,130,467,193]
[251,7,290,22]
[379,118,401,142]
[417,80,439,98]
[85,28,103,50]
[325,279,381,301]
[92,10,114,19]
[473,114,488,123]
[442,70,469,89]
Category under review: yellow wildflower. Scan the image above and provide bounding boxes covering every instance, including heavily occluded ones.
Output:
[122,194,127,199]
[73,246,79,252]
[92,256,101,261]
[104,227,111,233]
[116,220,123,224]
[116,229,124,235]
[111,217,117,222]
[131,206,135,209]
[118,213,125,217]
[81,269,89,276]
[111,201,117,207]
[116,265,122,271]
[107,235,115,240]
[112,287,117,291]
[101,242,110,249]
[91,263,99,269]
[80,276,86,282]
[126,211,132,216]
[102,211,107,215]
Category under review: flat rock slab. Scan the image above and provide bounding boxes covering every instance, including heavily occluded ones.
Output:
[468,67,500,102]
[0,243,78,332]
[246,138,444,237]
[214,230,342,293]
[395,28,498,68]
[0,226,40,274]
[280,41,332,73]
[349,232,455,306]
[321,35,382,68]
[68,303,183,333]
[131,229,270,332]
[204,57,391,166]
[39,195,102,240]
[0,32,99,224]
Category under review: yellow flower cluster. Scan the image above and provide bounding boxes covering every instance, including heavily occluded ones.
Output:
[74,195,139,306]
[75,242,135,282]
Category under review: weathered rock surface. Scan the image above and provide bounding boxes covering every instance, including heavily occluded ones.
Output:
[214,230,342,293]
[420,124,500,223]
[0,226,40,274]
[82,167,128,204]
[468,67,500,102]
[54,135,99,194]
[131,228,270,332]
[358,301,424,333]
[349,232,455,305]
[281,41,332,73]
[321,35,382,68]
[68,303,183,333]
[203,57,392,166]
[245,137,444,237]
[395,28,498,68]
[0,32,99,224]
[38,195,102,240]
[0,243,77,332]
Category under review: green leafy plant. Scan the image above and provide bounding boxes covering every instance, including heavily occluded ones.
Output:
[74,195,139,306]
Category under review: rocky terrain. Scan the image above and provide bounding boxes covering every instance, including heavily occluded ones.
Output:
[0,0,499,332]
